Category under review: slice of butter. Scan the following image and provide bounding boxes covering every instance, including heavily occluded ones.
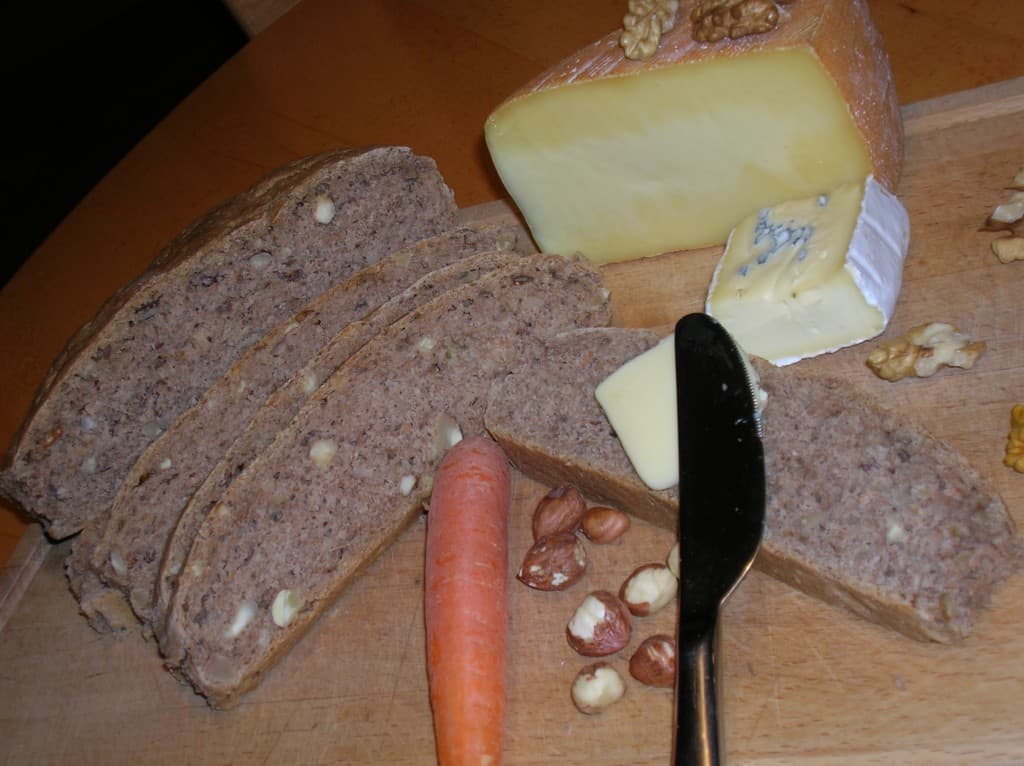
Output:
[484,0,902,264]
[595,335,677,490]
[706,175,910,366]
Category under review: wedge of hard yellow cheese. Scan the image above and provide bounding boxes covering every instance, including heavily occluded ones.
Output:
[485,0,903,264]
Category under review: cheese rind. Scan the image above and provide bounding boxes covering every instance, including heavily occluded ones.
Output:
[706,176,910,366]
[594,335,677,491]
[484,0,902,264]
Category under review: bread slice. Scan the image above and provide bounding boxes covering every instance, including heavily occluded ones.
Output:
[79,238,532,633]
[68,222,530,634]
[487,327,676,528]
[162,253,610,708]
[152,250,526,639]
[1,147,457,539]
[752,359,1023,642]
[484,327,1024,642]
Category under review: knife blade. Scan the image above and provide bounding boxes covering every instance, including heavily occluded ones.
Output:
[672,313,766,766]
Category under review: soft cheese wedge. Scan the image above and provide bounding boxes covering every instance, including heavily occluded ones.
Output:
[706,175,910,365]
[485,0,902,264]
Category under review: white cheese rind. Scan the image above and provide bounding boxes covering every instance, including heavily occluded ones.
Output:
[846,177,910,322]
[706,176,910,366]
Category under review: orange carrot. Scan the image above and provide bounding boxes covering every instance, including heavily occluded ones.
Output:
[425,435,512,766]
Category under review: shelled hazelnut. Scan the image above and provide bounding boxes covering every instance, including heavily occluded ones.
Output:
[619,563,678,616]
[566,590,633,656]
[580,506,630,543]
[629,634,676,687]
[531,485,587,541]
[571,662,626,713]
[517,531,587,591]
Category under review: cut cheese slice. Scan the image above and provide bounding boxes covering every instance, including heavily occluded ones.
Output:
[706,175,910,366]
[595,335,677,490]
[594,331,767,491]
[484,0,902,264]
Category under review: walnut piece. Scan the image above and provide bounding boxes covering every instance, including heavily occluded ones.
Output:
[983,164,1024,263]
[993,236,1024,264]
[986,192,1024,229]
[309,438,338,468]
[620,0,679,60]
[866,323,986,381]
[1006,404,1024,474]
[271,589,304,628]
[690,0,792,43]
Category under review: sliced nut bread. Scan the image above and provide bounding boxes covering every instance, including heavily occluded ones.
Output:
[1,147,457,539]
[162,253,610,708]
[484,327,1024,642]
[151,248,526,639]
[488,327,675,528]
[74,231,530,634]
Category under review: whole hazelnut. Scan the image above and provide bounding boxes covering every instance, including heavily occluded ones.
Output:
[516,531,587,591]
[566,590,632,657]
[619,563,678,616]
[532,485,587,541]
[571,662,626,714]
[580,506,630,544]
[629,634,676,688]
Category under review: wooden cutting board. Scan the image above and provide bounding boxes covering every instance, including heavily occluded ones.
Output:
[1,79,1022,765]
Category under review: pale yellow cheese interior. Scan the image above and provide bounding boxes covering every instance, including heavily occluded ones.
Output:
[715,182,864,302]
[594,335,678,491]
[707,180,887,364]
[486,47,873,264]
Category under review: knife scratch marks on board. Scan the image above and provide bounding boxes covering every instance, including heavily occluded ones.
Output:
[257,714,288,765]
[768,628,783,726]
[385,589,425,710]
[747,621,784,733]
[806,640,844,688]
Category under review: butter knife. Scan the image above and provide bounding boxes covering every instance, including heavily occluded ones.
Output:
[673,313,765,766]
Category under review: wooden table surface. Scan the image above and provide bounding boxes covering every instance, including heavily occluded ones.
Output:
[1,0,1023,564]
[1,2,1023,763]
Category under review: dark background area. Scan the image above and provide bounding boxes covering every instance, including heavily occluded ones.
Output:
[3,1,247,288]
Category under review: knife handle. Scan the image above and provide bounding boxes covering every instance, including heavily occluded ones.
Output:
[673,615,722,766]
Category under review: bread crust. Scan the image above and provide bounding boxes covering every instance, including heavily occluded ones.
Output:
[487,327,676,529]
[754,360,1023,642]
[1,147,457,539]
[67,224,529,636]
[162,254,610,708]
[485,328,1024,643]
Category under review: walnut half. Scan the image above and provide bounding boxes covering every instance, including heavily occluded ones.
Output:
[866,323,986,382]
[992,237,1024,264]
[690,0,793,44]
[620,0,679,60]
[983,164,1024,263]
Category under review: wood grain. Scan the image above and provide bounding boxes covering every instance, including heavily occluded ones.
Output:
[2,0,1023,567]
[1,80,1022,765]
